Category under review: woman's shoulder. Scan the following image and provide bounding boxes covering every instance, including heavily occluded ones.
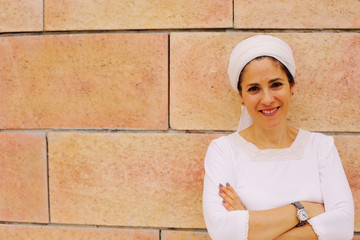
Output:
[209,132,238,149]
[305,130,335,154]
[307,130,334,144]
[206,132,244,156]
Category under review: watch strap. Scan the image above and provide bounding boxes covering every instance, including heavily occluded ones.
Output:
[295,220,306,227]
[292,201,304,210]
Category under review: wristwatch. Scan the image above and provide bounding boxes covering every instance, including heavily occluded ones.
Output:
[292,202,309,227]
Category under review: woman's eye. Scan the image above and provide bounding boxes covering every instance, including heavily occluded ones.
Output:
[271,82,283,88]
[248,86,259,92]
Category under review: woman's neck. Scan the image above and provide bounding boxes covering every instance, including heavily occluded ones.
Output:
[241,124,299,149]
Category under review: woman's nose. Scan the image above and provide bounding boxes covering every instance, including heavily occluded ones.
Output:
[261,90,274,105]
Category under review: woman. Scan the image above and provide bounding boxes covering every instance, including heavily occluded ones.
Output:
[202,35,354,240]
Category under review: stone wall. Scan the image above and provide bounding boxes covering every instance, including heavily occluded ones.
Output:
[0,0,359,239]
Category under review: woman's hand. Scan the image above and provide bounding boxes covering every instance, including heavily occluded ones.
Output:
[219,183,246,211]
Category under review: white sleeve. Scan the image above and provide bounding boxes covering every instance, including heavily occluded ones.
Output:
[308,137,354,240]
[203,139,249,240]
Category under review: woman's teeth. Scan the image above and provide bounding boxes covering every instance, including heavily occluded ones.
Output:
[262,108,278,114]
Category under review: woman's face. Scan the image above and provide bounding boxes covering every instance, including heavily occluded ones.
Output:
[239,57,294,130]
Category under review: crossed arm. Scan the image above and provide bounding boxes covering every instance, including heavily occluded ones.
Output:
[219,183,325,240]
[203,137,354,240]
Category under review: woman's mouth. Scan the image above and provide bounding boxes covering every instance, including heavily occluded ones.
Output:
[260,107,280,116]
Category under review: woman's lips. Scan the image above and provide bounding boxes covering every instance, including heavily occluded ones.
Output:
[259,107,280,116]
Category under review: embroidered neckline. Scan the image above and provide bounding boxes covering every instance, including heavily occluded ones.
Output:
[229,129,312,162]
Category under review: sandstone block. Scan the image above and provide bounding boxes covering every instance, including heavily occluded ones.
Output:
[48,133,222,228]
[235,0,360,29]
[170,32,247,130]
[0,34,168,129]
[334,135,360,231]
[45,0,232,30]
[162,230,211,240]
[0,133,48,223]
[0,0,43,32]
[170,32,360,131]
[0,224,159,240]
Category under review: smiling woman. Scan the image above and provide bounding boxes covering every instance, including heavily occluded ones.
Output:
[239,57,294,135]
[202,35,354,240]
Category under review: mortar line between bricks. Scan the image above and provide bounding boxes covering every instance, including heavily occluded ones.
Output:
[0,220,358,235]
[0,129,360,136]
[232,0,235,28]
[0,221,208,231]
[168,33,171,130]
[0,129,232,134]
[45,132,51,223]
[42,0,45,31]
[0,28,359,37]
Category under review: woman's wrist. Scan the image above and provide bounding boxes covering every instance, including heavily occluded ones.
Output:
[299,201,325,219]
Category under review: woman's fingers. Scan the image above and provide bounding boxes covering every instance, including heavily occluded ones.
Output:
[219,183,236,201]
[219,184,233,204]
[222,199,234,211]
[225,182,237,199]
[219,182,246,211]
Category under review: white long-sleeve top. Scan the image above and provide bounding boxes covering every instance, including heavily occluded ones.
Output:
[203,129,354,240]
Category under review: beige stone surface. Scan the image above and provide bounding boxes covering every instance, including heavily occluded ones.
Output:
[0,224,159,240]
[162,230,210,240]
[170,32,360,131]
[44,0,232,30]
[0,34,168,129]
[235,0,360,29]
[170,33,247,130]
[0,133,48,223]
[0,0,43,32]
[48,133,222,228]
[334,136,360,231]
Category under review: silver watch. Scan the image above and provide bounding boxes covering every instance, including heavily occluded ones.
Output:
[292,202,308,227]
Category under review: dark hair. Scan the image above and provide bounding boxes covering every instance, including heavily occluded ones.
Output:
[237,56,295,93]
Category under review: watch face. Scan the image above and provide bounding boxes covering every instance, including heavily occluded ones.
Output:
[298,209,309,221]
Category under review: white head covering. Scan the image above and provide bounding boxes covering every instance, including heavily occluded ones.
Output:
[227,35,296,132]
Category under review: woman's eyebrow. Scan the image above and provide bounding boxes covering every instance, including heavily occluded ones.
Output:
[245,83,259,88]
[269,78,284,83]
[246,78,284,87]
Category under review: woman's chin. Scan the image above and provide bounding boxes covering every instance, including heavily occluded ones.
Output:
[257,119,286,130]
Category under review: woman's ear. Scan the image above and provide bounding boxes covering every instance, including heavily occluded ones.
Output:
[290,83,295,96]
[238,91,244,105]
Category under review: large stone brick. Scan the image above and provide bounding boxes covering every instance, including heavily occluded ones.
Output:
[0,224,159,240]
[234,0,360,29]
[170,32,360,131]
[334,135,360,231]
[162,230,210,240]
[48,133,222,228]
[170,33,247,130]
[0,34,168,129]
[0,133,48,223]
[286,33,360,132]
[44,0,232,30]
[0,0,43,32]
